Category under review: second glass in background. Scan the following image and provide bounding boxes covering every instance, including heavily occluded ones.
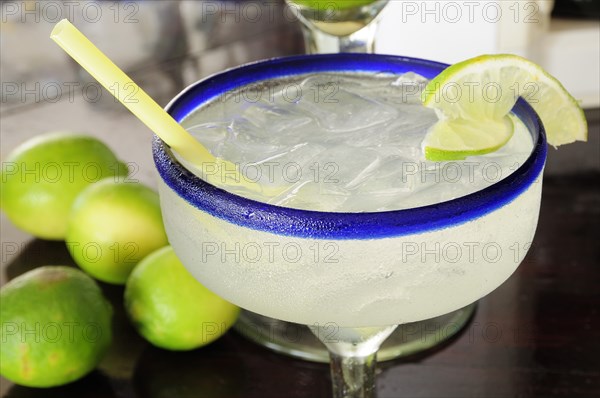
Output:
[286,0,389,53]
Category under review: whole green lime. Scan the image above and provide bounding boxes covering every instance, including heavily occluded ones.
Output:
[0,266,113,388]
[125,246,240,351]
[0,132,127,240]
[66,179,169,285]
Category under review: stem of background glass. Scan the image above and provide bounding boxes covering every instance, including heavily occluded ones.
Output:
[311,325,397,398]
[301,19,380,54]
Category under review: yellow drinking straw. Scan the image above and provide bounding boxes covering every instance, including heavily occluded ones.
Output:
[50,19,255,191]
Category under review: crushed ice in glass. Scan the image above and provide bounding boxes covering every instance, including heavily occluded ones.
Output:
[180,72,533,212]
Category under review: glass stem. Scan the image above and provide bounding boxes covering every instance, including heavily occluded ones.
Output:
[311,325,397,398]
[340,21,379,53]
[329,351,377,398]
[302,19,380,54]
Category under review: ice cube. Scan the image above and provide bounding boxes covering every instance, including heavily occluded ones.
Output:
[242,100,313,135]
[296,76,399,133]
[186,121,230,154]
[270,181,349,212]
[317,145,382,192]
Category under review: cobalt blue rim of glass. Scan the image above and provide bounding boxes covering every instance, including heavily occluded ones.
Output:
[153,53,547,240]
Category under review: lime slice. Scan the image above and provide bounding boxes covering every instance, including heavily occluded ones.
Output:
[421,54,587,160]
[424,115,514,161]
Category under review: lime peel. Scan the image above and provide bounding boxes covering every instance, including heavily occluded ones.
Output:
[424,115,514,161]
[421,54,587,161]
[0,266,112,387]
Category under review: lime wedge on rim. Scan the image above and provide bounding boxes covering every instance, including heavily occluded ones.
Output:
[421,54,588,161]
[424,115,515,161]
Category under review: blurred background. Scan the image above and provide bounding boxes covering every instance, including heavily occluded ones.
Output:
[1,0,306,192]
[1,0,597,180]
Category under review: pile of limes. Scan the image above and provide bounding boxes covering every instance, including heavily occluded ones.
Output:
[0,133,239,388]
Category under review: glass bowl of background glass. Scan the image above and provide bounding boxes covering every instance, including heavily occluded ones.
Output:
[286,0,389,53]
[153,54,546,398]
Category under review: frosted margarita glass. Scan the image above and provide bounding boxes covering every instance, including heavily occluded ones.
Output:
[153,54,546,328]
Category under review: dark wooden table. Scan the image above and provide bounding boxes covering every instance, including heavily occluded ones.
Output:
[2,171,599,398]
[1,1,599,397]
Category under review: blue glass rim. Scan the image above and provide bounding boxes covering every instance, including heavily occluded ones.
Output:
[153,53,547,240]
